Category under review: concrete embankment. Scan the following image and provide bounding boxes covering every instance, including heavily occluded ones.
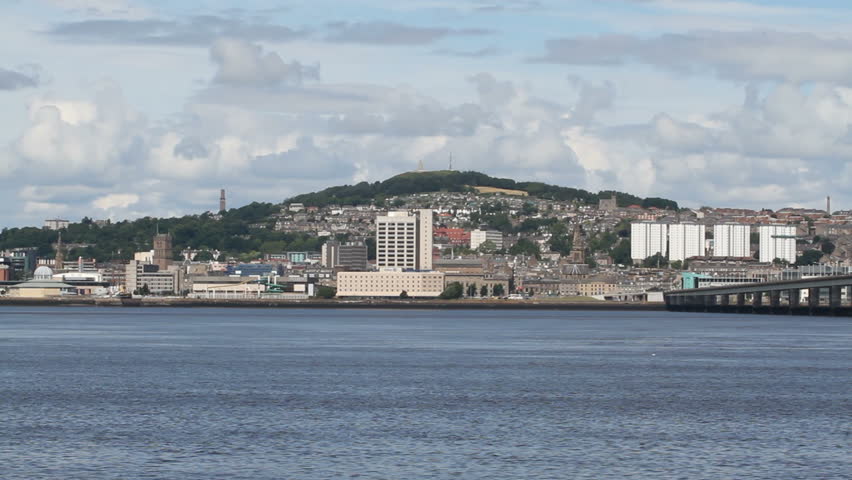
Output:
[0,297,666,311]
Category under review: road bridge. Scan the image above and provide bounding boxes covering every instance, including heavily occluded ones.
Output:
[665,274,852,316]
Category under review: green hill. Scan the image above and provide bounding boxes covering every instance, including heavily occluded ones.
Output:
[288,170,678,210]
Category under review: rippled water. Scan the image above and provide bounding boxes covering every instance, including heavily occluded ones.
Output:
[1,307,850,479]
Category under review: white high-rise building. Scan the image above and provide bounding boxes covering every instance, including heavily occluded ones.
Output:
[713,224,751,258]
[470,229,503,250]
[759,225,797,263]
[669,223,706,262]
[376,209,433,271]
[631,222,668,261]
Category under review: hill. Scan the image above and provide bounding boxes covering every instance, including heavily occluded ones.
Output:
[287,170,678,210]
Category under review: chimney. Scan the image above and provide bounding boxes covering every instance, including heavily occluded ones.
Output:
[827,196,831,216]
[219,189,226,212]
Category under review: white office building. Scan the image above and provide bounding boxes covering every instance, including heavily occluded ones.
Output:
[759,225,797,263]
[669,223,706,262]
[376,209,433,271]
[713,224,751,258]
[630,222,668,261]
[470,229,503,250]
[338,209,439,297]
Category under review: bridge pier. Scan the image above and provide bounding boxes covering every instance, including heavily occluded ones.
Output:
[752,291,763,308]
[770,290,781,311]
[808,288,821,311]
[736,293,745,310]
[789,289,800,308]
[830,286,842,310]
[720,294,729,307]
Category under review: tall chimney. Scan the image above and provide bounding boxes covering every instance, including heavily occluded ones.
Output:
[827,196,831,216]
[219,189,226,212]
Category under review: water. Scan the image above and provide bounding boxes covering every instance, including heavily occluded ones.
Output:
[1,307,850,479]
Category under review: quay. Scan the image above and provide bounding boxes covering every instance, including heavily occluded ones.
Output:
[665,274,852,316]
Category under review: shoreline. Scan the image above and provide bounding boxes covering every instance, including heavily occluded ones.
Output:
[0,297,667,311]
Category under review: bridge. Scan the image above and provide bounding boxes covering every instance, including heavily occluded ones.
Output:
[664,274,852,316]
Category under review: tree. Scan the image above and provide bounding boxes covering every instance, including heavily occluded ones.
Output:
[610,239,632,266]
[440,282,463,300]
[509,238,541,258]
[316,286,336,299]
[399,290,409,299]
[796,249,824,266]
[642,253,667,268]
[821,241,835,255]
[670,260,683,270]
[493,284,505,297]
[467,284,477,297]
[477,240,497,254]
[480,285,489,297]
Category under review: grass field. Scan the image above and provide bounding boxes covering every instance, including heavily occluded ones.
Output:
[471,186,529,196]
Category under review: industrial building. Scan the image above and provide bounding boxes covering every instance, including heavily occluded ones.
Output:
[669,223,706,262]
[759,225,797,263]
[713,224,751,258]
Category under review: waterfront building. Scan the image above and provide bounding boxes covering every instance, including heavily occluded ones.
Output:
[758,225,797,263]
[630,222,668,261]
[669,223,705,262]
[470,229,503,251]
[713,224,751,258]
[125,260,183,295]
[336,271,445,297]
[376,210,433,271]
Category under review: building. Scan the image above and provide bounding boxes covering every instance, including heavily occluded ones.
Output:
[759,225,797,263]
[125,260,183,295]
[598,195,617,211]
[6,266,76,298]
[630,222,668,261]
[376,210,433,271]
[321,241,368,271]
[669,223,705,262]
[566,224,586,264]
[713,224,751,258]
[336,271,445,297]
[433,227,470,246]
[43,219,70,230]
[153,233,173,271]
[470,229,503,251]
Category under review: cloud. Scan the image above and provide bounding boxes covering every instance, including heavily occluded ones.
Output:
[47,16,307,45]
[92,193,139,210]
[432,46,502,58]
[532,31,852,84]
[326,21,491,45]
[11,84,146,179]
[210,38,319,88]
[0,65,45,90]
[41,0,150,19]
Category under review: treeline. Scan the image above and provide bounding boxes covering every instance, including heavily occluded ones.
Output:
[287,170,678,210]
[0,202,328,262]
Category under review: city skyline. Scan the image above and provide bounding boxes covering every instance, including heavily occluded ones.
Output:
[3,0,852,226]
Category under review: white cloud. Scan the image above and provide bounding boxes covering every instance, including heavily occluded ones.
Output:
[92,193,140,210]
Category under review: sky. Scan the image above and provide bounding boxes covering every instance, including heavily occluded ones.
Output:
[2,0,852,226]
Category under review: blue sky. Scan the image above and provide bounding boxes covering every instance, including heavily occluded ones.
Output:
[2,0,852,226]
